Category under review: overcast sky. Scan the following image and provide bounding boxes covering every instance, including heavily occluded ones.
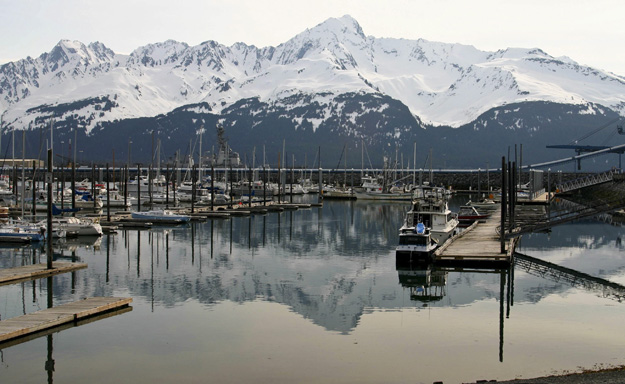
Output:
[1,0,624,76]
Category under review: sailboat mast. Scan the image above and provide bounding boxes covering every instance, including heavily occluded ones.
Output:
[413,142,416,187]
[198,127,203,182]
[156,138,161,178]
[21,129,25,217]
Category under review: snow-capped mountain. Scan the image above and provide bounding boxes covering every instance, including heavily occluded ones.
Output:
[1,15,624,167]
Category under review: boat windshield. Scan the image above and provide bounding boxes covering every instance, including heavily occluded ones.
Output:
[399,235,429,246]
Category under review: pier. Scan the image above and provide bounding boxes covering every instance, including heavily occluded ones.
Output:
[0,262,87,286]
[0,297,132,343]
[434,207,518,266]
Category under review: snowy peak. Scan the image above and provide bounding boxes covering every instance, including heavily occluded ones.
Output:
[128,40,190,67]
[275,15,369,67]
[41,40,115,72]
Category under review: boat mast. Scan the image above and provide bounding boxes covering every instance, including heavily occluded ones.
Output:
[413,142,416,188]
[198,126,203,182]
[156,138,161,178]
[361,139,364,178]
[21,128,25,218]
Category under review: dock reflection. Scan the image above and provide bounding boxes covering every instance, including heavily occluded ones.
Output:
[396,261,513,362]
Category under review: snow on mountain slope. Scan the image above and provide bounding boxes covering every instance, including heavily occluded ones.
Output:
[1,14,624,133]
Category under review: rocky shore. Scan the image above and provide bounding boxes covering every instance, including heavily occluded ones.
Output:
[465,366,625,383]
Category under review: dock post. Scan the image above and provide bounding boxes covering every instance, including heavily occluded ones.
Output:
[32,162,36,217]
[92,164,96,210]
[165,164,169,209]
[106,163,110,222]
[501,157,507,254]
[211,165,215,210]
[123,166,128,208]
[71,160,76,215]
[248,165,252,208]
[148,165,153,206]
[137,164,141,212]
[191,164,196,213]
[547,168,551,219]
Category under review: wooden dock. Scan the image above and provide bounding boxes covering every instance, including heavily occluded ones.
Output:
[434,207,516,265]
[0,262,88,286]
[0,297,132,343]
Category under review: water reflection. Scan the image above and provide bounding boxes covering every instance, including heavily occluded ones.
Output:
[396,263,448,303]
[3,196,625,383]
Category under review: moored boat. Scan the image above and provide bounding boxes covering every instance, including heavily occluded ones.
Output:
[407,185,459,244]
[0,222,45,243]
[457,205,490,228]
[40,216,103,237]
[131,209,191,224]
[396,222,438,263]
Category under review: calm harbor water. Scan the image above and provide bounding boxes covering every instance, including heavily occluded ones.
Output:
[1,195,625,383]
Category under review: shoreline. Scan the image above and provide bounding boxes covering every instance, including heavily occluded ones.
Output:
[466,366,625,384]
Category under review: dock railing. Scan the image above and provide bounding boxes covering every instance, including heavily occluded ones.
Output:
[555,169,618,194]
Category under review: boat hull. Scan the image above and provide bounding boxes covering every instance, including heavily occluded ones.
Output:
[131,210,191,224]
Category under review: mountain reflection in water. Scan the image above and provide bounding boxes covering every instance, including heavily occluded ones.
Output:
[2,195,625,384]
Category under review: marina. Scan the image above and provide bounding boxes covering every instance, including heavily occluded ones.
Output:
[0,156,624,383]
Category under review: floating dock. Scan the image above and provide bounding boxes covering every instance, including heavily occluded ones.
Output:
[0,297,132,343]
[0,262,88,286]
[434,207,516,266]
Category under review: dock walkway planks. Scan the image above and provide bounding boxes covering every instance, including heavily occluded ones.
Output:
[434,207,516,264]
[0,262,88,286]
[0,297,132,343]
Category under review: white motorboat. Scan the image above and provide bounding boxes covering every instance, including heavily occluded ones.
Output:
[403,185,459,244]
[131,209,191,224]
[45,216,103,237]
[396,222,438,262]
[99,192,134,209]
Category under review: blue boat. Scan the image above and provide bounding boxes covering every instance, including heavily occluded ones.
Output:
[0,223,45,243]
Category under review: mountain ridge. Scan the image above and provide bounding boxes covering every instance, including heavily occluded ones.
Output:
[0,15,624,168]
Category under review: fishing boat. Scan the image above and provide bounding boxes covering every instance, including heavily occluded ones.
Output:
[396,222,438,263]
[354,174,412,201]
[404,185,459,244]
[176,181,211,203]
[321,186,355,200]
[233,180,273,198]
[131,209,191,224]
